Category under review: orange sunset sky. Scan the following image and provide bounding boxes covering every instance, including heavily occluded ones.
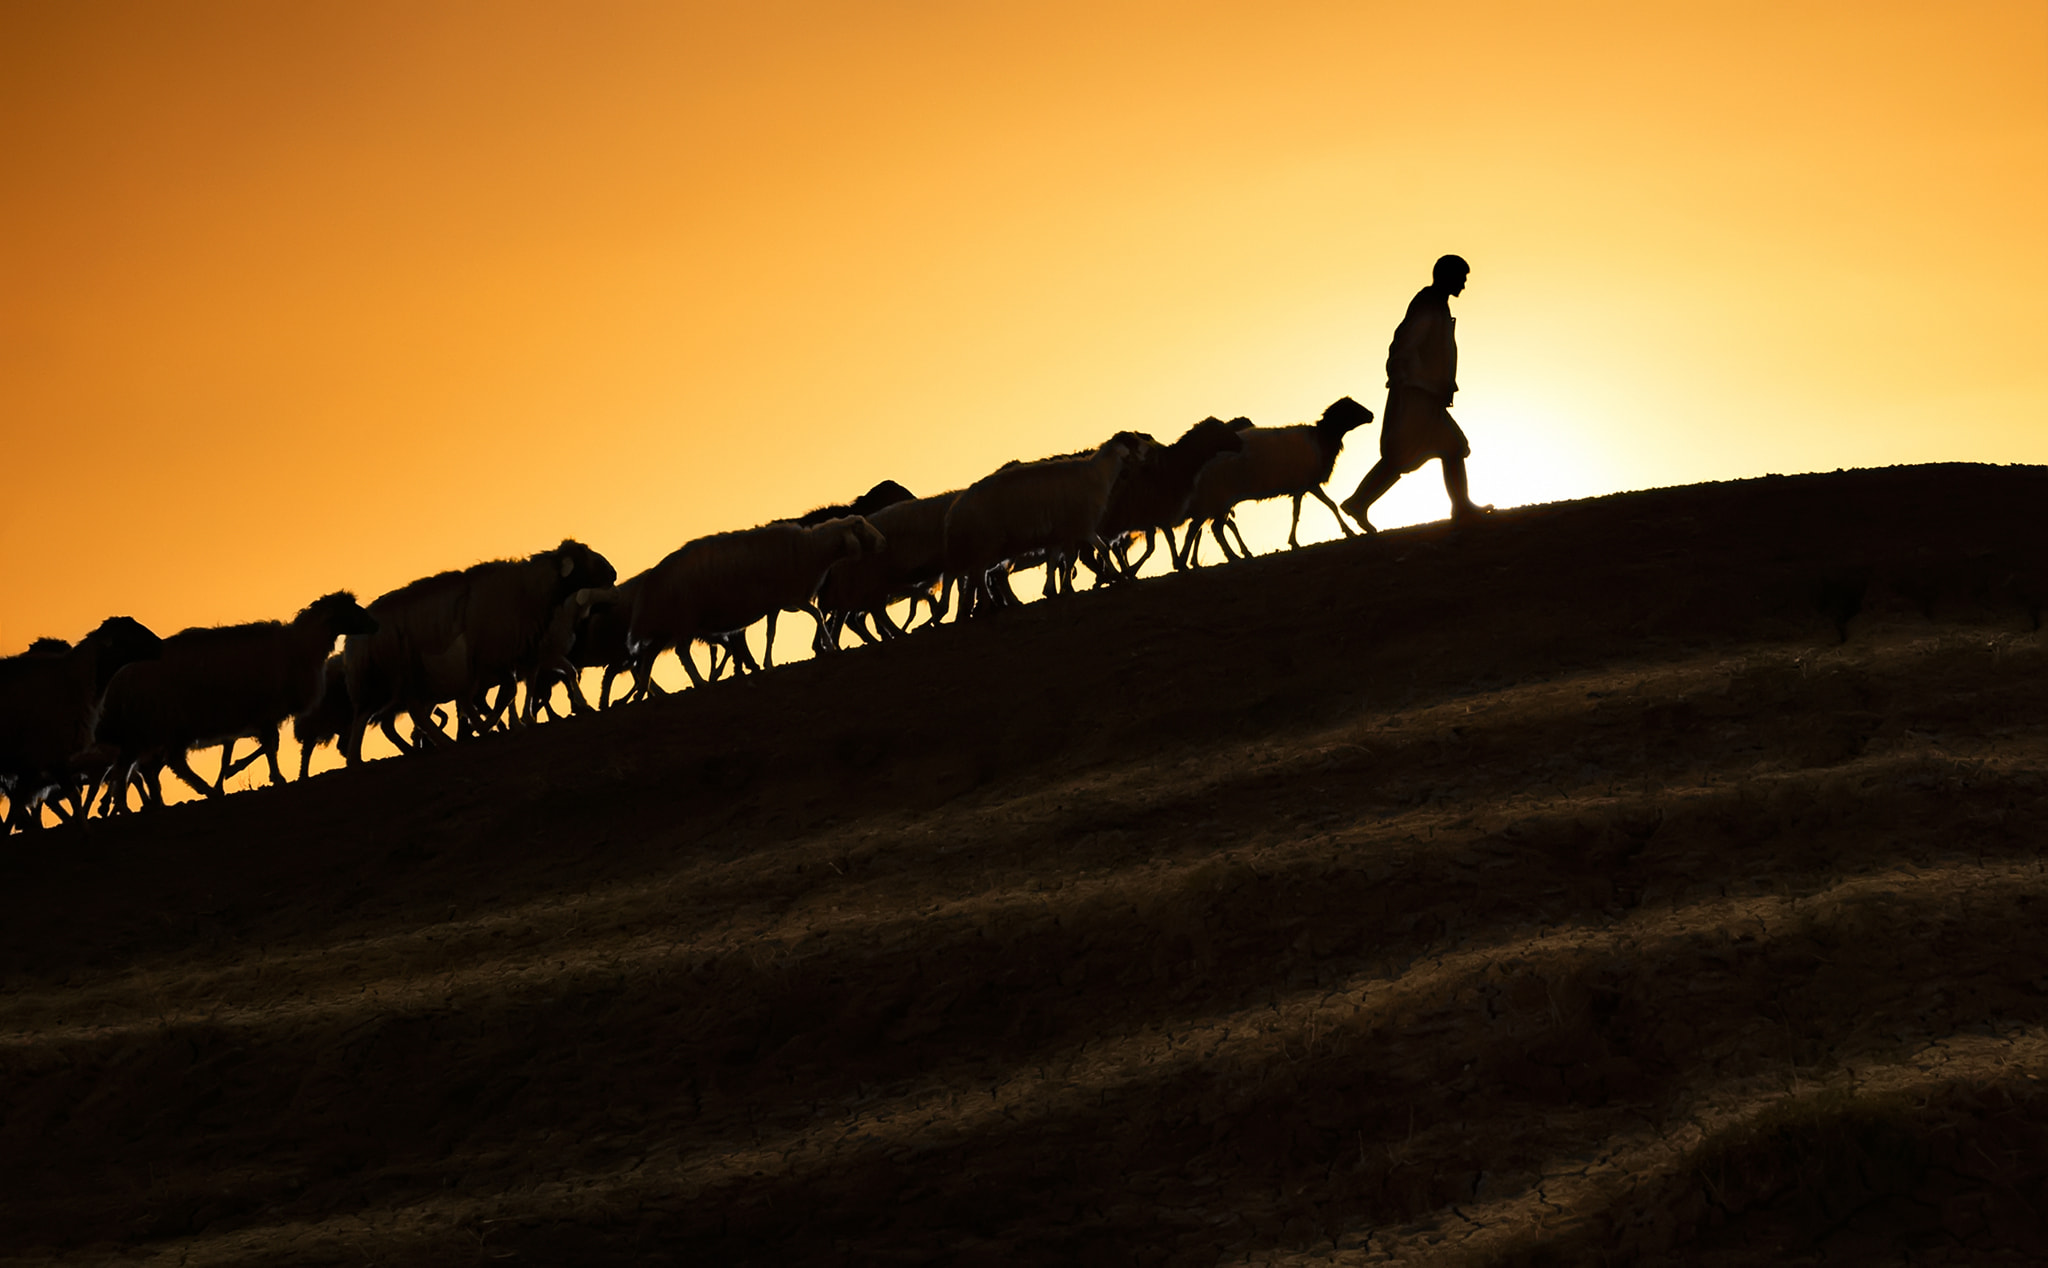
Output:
[3,0,2045,652]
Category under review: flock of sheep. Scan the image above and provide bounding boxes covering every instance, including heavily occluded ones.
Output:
[0,397,1376,830]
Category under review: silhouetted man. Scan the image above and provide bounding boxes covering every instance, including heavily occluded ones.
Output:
[1340,254,1489,533]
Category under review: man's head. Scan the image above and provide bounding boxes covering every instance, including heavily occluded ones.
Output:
[1432,254,1470,295]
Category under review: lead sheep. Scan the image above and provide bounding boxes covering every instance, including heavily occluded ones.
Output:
[1180,396,1374,566]
[0,617,162,830]
[942,434,1137,617]
[625,516,886,694]
[342,540,615,761]
[96,592,378,811]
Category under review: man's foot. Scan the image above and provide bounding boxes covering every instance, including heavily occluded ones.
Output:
[1338,494,1379,535]
[1453,502,1494,526]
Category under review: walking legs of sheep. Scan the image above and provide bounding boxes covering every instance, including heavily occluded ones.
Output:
[167,752,220,799]
[1307,485,1356,538]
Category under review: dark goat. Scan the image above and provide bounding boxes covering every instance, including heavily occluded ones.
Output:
[1098,416,1246,579]
[0,617,162,830]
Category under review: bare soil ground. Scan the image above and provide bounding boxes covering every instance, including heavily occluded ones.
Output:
[3,464,2046,1266]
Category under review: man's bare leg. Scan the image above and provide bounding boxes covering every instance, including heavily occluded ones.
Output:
[1443,454,1492,523]
[1339,459,1401,534]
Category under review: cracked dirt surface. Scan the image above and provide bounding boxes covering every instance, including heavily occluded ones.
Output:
[2,464,2045,1264]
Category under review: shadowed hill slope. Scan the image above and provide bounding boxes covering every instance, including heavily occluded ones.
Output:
[2,463,2045,1265]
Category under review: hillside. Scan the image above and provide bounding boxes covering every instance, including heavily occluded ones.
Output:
[3,463,2046,1266]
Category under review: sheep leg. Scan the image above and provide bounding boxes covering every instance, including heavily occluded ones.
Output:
[1160,523,1182,569]
[138,763,166,809]
[43,788,75,824]
[991,566,1021,609]
[341,714,368,765]
[469,680,511,734]
[1125,531,1155,576]
[1083,542,1122,588]
[260,729,287,786]
[213,738,254,791]
[167,752,220,799]
[1307,485,1356,537]
[408,706,453,751]
[1223,513,1254,560]
[101,760,142,815]
[556,669,593,718]
[922,581,949,628]
[1287,494,1306,549]
[297,739,317,782]
[1210,517,1239,562]
[217,733,281,786]
[472,683,505,733]
[678,645,710,689]
[762,613,779,669]
[220,738,269,784]
[873,605,905,639]
[109,764,145,816]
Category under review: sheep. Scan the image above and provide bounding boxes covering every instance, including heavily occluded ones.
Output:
[793,479,916,527]
[625,516,887,694]
[1179,397,1374,567]
[342,540,615,762]
[942,434,1137,618]
[1096,416,1247,580]
[508,585,641,725]
[562,577,641,708]
[95,592,378,811]
[4,638,99,821]
[693,481,913,670]
[0,617,163,830]
[341,568,468,759]
[290,654,352,780]
[813,490,963,649]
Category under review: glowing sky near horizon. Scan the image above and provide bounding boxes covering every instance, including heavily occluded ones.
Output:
[3,0,2045,650]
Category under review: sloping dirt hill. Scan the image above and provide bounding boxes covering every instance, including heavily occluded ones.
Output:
[3,463,2046,1266]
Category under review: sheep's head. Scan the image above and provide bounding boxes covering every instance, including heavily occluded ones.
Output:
[25,637,70,656]
[1104,430,1153,459]
[832,516,887,560]
[300,591,379,638]
[1176,415,1246,460]
[82,616,162,691]
[554,540,619,593]
[853,480,916,515]
[1318,396,1374,437]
